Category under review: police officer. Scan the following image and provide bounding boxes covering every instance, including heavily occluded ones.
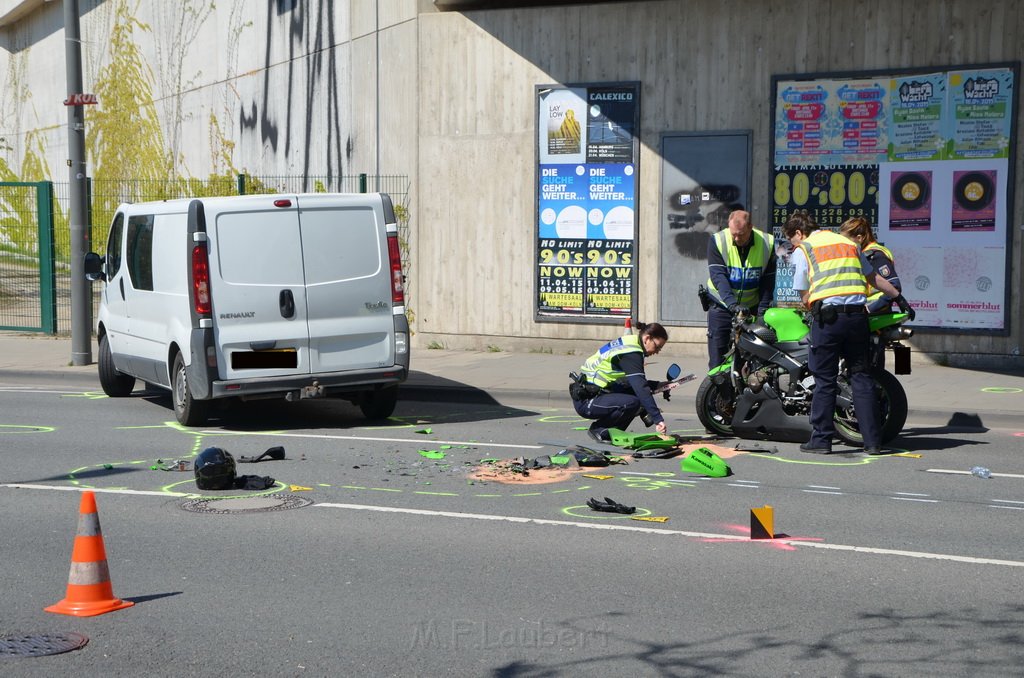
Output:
[839,217,902,314]
[571,322,671,443]
[706,210,777,368]
[782,213,914,455]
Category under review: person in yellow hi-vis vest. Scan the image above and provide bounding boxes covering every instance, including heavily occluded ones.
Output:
[783,213,914,456]
[705,210,776,369]
[838,217,903,314]
[570,322,673,443]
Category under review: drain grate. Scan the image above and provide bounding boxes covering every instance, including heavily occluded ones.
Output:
[179,493,313,514]
[0,632,88,658]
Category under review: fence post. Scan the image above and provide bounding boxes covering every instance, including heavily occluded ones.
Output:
[36,181,58,334]
[359,173,367,193]
[237,173,246,195]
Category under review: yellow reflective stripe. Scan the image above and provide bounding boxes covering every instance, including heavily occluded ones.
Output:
[706,230,774,308]
[580,334,643,388]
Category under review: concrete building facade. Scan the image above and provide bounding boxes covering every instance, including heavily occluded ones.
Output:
[1,0,1021,365]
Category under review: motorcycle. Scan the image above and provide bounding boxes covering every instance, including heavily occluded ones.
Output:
[695,286,913,445]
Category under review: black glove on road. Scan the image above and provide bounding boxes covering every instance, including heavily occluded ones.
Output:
[894,295,916,321]
[586,497,636,514]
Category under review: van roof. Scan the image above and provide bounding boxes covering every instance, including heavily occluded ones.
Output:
[117,193,384,213]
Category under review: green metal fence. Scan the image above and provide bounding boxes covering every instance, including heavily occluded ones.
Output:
[0,181,57,333]
[2,174,410,334]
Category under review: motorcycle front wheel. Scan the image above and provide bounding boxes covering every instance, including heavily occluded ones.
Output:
[833,369,908,445]
[695,377,735,436]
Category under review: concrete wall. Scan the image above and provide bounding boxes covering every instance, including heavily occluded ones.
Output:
[1,0,1021,365]
[414,0,1024,365]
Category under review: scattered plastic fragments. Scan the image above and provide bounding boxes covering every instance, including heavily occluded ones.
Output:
[631,516,669,523]
[418,450,446,460]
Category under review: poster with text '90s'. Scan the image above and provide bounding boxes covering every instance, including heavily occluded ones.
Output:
[536,83,639,320]
[772,64,1017,331]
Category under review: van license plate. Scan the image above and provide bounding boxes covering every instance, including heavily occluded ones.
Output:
[232,349,298,370]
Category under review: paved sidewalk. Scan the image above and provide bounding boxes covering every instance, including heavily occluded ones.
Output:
[1,332,1022,425]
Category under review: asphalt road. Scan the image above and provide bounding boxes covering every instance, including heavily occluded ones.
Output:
[1,379,1022,676]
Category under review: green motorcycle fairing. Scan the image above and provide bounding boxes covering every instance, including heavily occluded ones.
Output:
[762,307,809,342]
[868,312,909,332]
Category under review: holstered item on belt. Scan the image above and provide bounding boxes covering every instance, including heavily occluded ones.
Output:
[697,285,712,313]
[569,372,602,401]
[810,300,837,326]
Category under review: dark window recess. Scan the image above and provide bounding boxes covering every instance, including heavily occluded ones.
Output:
[232,350,298,369]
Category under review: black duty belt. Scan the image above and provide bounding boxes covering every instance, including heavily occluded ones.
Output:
[827,304,866,314]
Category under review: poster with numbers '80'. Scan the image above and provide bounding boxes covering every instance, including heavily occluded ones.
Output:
[535,82,640,322]
[770,64,1017,332]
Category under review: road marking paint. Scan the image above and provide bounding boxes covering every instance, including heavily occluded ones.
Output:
[895,492,931,497]
[926,468,1024,479]
[198,429,543,450]
[991,499,1024,505]
[727,484,759,489]
[989,505,1024,511]
[803,489,843,495]
[808,485,841,490]
[2,484,1020,567]
[1,483,191,497]
[0,388,85,394]
[891,497,939,503]
[312,502,1024,568]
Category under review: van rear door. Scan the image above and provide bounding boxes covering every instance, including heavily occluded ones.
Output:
[208,196,311,380]
[296,194,396,373]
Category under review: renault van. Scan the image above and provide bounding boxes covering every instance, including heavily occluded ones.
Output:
[84,193,410,426]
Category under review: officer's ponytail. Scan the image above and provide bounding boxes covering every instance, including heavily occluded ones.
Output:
[635,321,668,342]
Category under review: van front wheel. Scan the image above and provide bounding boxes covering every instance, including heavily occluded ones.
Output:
[172,352,210,427]
[98,334,136,397]
[359,386,398,420]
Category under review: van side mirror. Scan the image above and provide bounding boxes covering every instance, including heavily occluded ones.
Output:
[666,363,681,381]
[84,252,106,282]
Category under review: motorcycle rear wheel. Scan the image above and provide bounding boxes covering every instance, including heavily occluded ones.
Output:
[834,369,908,445]
[695,377,735,436]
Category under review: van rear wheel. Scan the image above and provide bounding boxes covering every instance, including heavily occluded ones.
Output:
[98,334,136,397]
[359,386,398,420]
[172,352,210,427]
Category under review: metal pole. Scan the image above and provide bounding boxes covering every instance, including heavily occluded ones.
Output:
[65,0,92,364]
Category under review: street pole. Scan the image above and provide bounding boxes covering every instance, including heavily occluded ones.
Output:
[64,0,92,365]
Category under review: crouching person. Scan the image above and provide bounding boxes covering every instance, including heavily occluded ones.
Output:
[571,322,669,443]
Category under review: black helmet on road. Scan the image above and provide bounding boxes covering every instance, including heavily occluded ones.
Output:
[194,447,236,490]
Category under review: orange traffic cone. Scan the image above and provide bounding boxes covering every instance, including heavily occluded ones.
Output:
[45,491,134,617]
[624,318,633,335]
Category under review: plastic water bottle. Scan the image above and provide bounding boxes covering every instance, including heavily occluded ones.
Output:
[970,466,992,479]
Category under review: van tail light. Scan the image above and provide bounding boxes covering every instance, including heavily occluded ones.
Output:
[192,244,211,315]
[387,234,405,305]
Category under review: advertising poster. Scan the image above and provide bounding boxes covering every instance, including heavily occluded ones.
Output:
[536,83,639,320]
[888,170,932,230]
[889,73,946,161]
[947,68,1014,159]
[773,64,1017,332]
[950,169,997,231]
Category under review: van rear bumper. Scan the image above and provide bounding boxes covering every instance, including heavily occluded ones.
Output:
[210,366,407,400]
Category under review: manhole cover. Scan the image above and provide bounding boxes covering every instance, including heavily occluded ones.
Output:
[179,493,313,514]
[0,632,88,658]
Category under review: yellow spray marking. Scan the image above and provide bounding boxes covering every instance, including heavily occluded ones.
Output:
[0,424,55,433]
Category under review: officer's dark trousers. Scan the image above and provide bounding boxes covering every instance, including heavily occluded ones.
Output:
[572,392,641,438]
[706,306,734,369]
[807,310,881,448]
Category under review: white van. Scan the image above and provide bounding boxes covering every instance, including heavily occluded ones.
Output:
[84,193,410,426]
